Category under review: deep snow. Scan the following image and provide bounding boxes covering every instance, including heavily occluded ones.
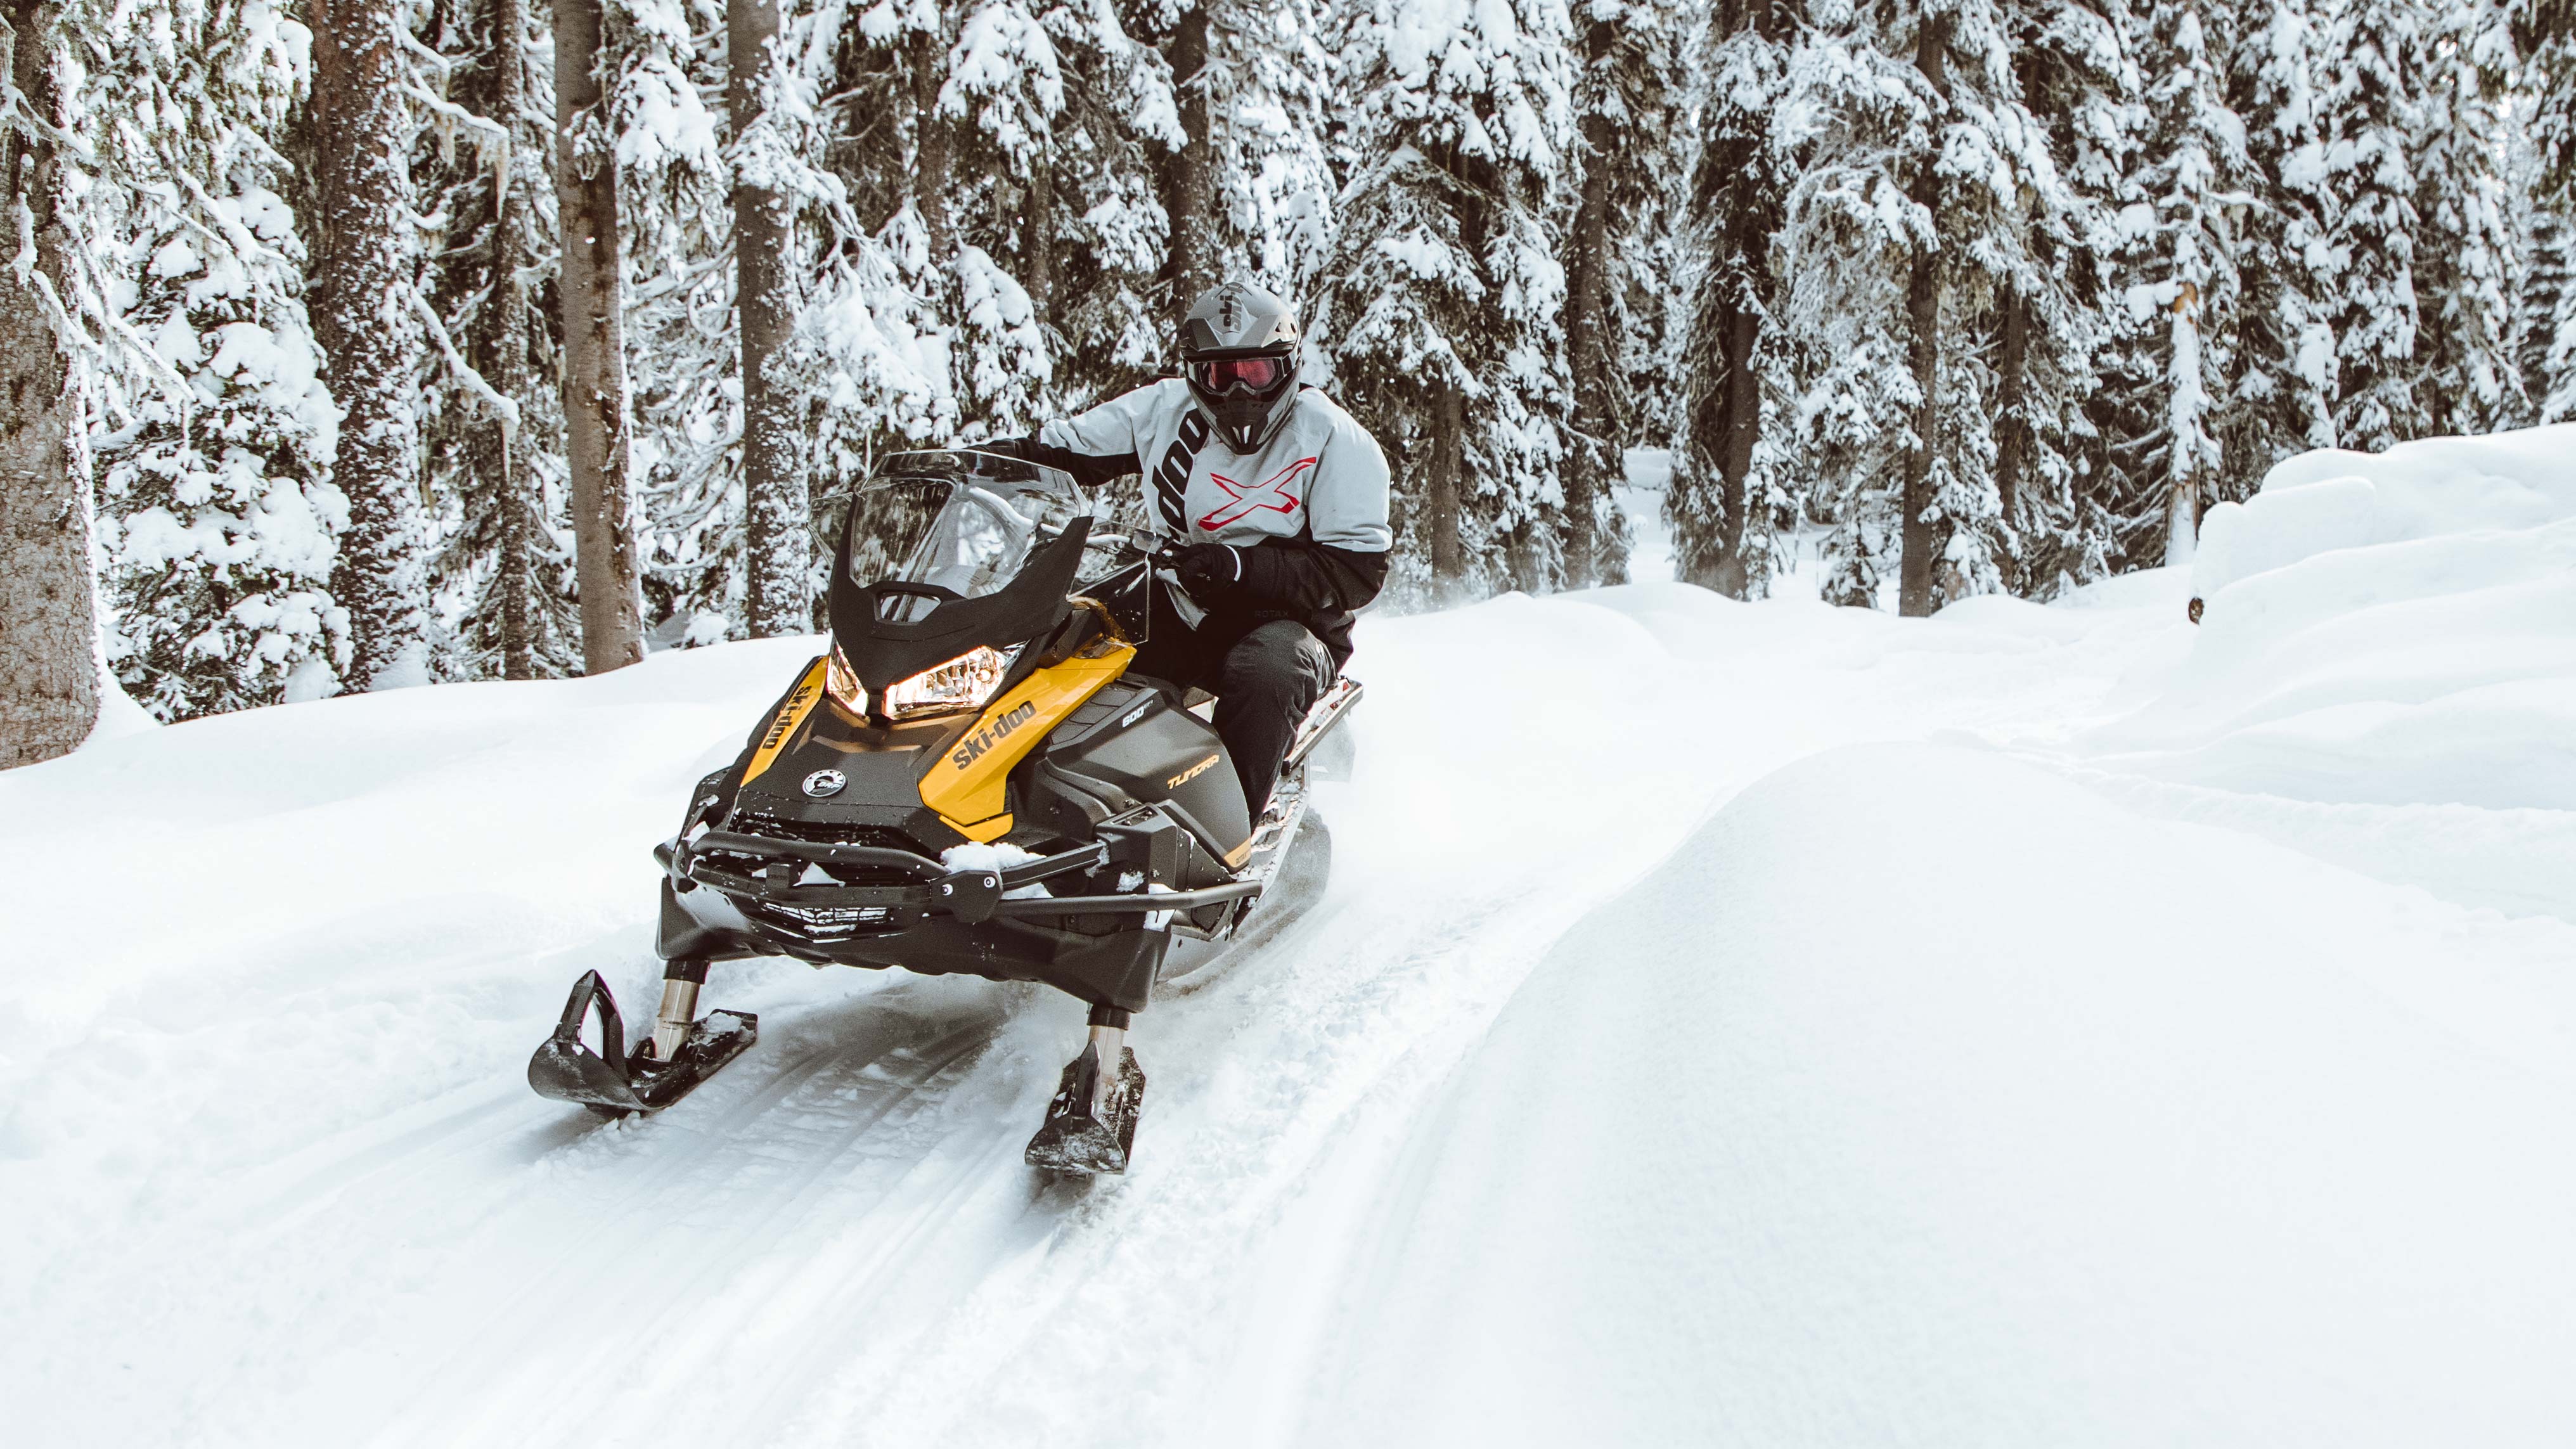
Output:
[8,428,2576,1446]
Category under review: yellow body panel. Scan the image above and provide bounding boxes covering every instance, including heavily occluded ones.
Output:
[740,657,828,786]
[919,643,1137,839]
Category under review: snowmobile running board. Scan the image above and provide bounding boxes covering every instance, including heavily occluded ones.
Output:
[527,970,757,1117]
[1285,676,1362,773]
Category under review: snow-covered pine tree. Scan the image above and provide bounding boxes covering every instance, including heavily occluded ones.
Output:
[2222,0,2339,489]
[2104,0,2245,566]
[900,0,1088,434]
[2515,0,2575,204]
[618,0,1171,642]
[2520,204,2576,420]
[1768,0,2073,612]
[410,0,579,682]
[1667,0,1791,598]
[100,177,344,719]
[1315,0,1580,602]
[2410,0,2522,435]
[612,0,928,641]
[607,0,740,640]
[1758,7,1934,609]
[309,0,434,688]
[72,0,345,723]
[1920,0,2100,605]
[2315,0,2426,452]
[2515,107,2576,422]
[1560,0,1679,587]
[1993,0,2132,594]
[1208,0,1340,299]
[1119,0,1343,329]
[1014,0,1174,404]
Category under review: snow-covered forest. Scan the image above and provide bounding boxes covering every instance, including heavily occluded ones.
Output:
[3,0,2574,755]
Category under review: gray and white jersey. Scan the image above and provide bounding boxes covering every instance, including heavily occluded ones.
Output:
[1038,380,1394,554]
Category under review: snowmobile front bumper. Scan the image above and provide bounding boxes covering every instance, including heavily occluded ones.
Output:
[652,825,1260,1014]
[661,829,1262,923]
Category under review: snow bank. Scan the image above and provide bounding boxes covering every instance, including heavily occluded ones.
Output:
[1262,429,2576,1443]
[1293,743,2576,1446]
[2193,427,2576,593]
[2091,425,2576,811]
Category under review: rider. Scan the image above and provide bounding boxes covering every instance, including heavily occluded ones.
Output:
[1000,280,1393,820]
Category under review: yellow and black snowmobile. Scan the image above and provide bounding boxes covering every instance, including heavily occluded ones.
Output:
[527,449,1356,1174]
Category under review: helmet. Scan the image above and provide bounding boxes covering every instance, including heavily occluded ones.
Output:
[1180,280,1301,453]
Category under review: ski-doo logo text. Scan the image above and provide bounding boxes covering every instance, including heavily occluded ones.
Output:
[764,677,820,752]
[950,701,1040,771]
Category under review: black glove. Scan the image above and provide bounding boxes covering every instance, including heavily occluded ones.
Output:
[1172,543,1242,596]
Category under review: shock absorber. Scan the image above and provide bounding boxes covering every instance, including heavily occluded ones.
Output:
[650,958,710,1063]
[1086,1002,1131,1117]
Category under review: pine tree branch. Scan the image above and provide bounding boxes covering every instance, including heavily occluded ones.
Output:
[411,288,522,447]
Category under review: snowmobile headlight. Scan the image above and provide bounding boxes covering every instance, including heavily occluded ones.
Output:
[826,642,865,712]
[883,645,1019,721]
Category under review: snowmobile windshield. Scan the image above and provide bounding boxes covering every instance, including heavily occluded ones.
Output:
[833,451,1088,624]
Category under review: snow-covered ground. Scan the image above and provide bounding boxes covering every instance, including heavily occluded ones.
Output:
[10,427,2576,1446]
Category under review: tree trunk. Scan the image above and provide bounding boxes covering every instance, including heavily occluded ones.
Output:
[1162,4,1211,321]
[555,0,648,671]
[1561,100,1616,591]
[1993,286,2028,593]
[1897,13,1952,619]
[0,1,98,767]
[2165,283,2203,567]
[2165,474,2199,565]
[732,0,808,636]
[487,0,533,680]
[1024,159,1053,313]
[910,27,952,256]
[311,0,430,687]
[1711,304,1760,596]
[1428,383,1465,592]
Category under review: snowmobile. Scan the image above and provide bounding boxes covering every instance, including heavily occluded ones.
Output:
[527,448,1357,1175]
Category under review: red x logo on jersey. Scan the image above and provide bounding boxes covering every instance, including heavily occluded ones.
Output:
[1200,457,1317,531]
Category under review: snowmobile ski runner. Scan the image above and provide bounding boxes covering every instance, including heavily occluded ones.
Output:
[525,448,1356,1175]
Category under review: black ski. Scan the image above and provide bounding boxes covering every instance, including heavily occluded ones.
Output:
[527,970,757,1117]
[1024,1043,1147,1175]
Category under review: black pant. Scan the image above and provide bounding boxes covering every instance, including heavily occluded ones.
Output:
[1128,609,1336,818]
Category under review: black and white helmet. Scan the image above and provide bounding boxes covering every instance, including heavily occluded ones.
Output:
[1180,280,1301,454]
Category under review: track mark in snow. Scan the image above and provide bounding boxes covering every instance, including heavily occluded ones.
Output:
[254,1088,528,1227]
[350,984,1015,1443]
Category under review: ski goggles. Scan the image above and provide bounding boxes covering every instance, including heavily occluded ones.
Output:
[1186,354,1291,396]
